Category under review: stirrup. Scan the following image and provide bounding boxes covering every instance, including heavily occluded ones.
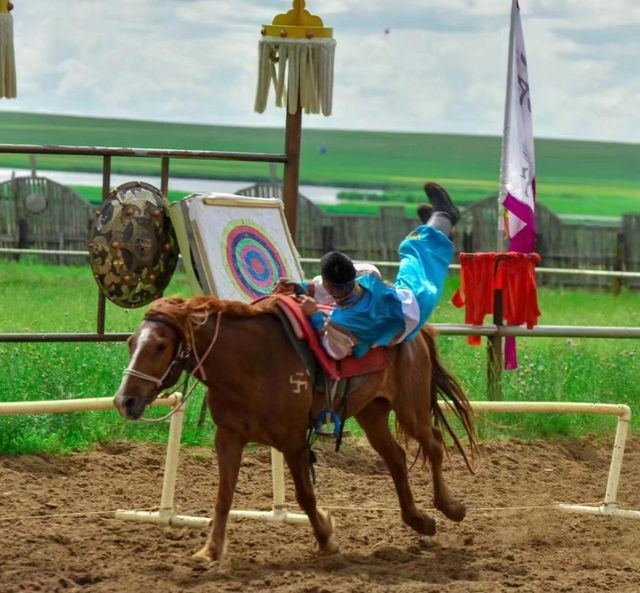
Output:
[314,408,346,438]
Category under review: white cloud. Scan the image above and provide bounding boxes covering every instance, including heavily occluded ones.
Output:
[0,0,638,142]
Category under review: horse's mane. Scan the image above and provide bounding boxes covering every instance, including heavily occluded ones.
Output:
[146,296,274,332]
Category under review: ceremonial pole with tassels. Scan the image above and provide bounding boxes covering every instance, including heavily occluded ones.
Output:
[255,0,336,238]
[0,0,16,98]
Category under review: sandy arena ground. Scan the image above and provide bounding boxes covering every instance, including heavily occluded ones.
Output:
[1,434,640,593]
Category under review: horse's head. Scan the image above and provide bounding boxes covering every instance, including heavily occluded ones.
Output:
[113,315,190,419]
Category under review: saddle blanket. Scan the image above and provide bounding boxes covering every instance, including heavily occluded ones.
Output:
[256,294,389,381]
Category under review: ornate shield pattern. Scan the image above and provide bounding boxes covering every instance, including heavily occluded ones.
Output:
[88,181,179,308]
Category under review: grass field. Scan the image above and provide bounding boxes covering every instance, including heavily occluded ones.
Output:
[1,112,639,217]
[1,112,639,454]
[1,258,638,455]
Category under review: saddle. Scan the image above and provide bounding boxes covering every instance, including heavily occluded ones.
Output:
[260,294,389,382]
[255,294,389,450]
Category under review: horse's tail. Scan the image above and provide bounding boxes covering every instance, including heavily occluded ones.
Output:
[423,326,480,474]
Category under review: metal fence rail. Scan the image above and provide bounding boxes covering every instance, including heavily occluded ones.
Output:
[3,248,640,280]
[0,142,298,334]
[0,143,288,163]
[2,324,639,344]
[2,248,640,343]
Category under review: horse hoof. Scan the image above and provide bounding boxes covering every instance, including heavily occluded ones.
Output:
[191,546,221,563]
[319,537,340,555]
[405,513,436,536]
[438,501,466,522]
[318,507,335,529]
[316,509,339,554]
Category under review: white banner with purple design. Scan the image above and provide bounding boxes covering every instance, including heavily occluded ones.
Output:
[499,0,536,253]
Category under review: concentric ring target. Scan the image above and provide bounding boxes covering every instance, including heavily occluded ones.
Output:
[223,222,288,299]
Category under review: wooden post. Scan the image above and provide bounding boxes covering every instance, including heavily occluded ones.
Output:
[612,230,625,295]
[160,157,170,198]
[268,162,279,198]
[16,217,27,261]
[320,224,335,254]
[487,283,504,400]
[282,107,302,241]
[97,156,111,335]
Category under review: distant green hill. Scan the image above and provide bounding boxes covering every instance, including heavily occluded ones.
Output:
[0,111,638,216]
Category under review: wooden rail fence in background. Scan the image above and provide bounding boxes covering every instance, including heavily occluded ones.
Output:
[1,176,639,290]
[236,184,640,290]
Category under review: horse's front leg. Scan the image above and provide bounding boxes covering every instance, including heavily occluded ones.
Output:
[283,444,339,555]
[193,424,246,563]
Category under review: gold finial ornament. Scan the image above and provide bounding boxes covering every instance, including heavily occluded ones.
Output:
[255,0,336,116]
[262,0,332,39]
[0,0,16,98]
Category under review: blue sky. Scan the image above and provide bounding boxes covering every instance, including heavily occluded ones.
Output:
[1,0,638,143]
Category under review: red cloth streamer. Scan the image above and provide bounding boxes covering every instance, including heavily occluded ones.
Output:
[452,252,541,366]
[452,253,499,345]
[495,253,541,329]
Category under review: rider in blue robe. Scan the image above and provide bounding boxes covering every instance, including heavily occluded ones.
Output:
[301,182,460,360]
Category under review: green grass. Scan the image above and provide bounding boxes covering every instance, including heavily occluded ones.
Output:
[0,259,212,455]
[1,112,639,217]
[1,258,639,454]
[319,202,385,217]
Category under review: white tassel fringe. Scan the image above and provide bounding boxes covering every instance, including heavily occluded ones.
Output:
[255,37,336,116]
[0,12,16,99]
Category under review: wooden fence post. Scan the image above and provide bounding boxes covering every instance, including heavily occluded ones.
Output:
[97,156,111,335]
[487,287,503,400]
[16,217,27,261]
[282,108,302,241]
[612,230,626,295]
[321,224,335,254]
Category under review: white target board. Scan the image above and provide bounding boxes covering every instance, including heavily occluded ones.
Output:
[169,193,302,302]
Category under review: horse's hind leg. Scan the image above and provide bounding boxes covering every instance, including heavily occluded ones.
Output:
[420,425,466,522]
[394,401,466,522]
[282,445,339,554]
[193,424,246,562]
[355,398,436,536]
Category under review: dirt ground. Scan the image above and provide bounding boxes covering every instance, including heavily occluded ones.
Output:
[1,434,640,593]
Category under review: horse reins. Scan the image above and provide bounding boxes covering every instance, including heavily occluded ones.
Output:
[122,311,223,423]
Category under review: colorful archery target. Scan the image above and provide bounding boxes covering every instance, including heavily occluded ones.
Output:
[173,193,303,302]
[223,222,287,299]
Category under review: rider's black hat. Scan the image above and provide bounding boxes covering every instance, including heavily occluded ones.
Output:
[320,251,356,285]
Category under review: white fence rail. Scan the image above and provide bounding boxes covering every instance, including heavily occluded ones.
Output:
[2,248,639,527]
[0,395,637,525]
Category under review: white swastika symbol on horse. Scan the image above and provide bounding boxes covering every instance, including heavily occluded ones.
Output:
[289,373,308,394]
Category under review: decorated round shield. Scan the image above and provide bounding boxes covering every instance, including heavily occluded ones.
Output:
[88,181,179,308]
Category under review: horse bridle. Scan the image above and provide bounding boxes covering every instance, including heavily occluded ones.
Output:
[122,315,193,389]
[120,310,223,424]
[122,311,224,392]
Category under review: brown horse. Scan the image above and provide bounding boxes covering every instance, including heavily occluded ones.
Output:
[113,295,479,562]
